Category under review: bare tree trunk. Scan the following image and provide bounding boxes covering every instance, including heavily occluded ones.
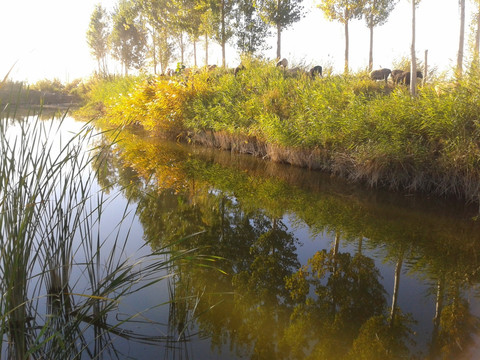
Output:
[429,274,445,358]
[152,31,157,75]
[344,19,349,74]
[221,0,226,67]
[276,23,282,60]
[179,33,185,65]
[276,0,281,59]
[475,8,480,63]
[423,49,428,85]
[205,32,209,66]
[333,232,340,258]
[410,0,417,96]
[457,0,465,77]
[389,253,404,327]
[368,23,374,72]
[193,40,197,67]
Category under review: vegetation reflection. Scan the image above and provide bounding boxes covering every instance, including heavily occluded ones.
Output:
[93,128,480,359]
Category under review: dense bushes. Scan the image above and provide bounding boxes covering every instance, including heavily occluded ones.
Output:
[83,58,480,202]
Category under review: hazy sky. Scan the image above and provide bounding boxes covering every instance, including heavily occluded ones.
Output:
[0,0,475,83]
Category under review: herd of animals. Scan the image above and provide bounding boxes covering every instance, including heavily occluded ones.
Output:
[369,67,424,85]
[164,58,422,86]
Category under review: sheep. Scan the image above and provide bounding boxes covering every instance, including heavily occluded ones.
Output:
[370,68,391,83]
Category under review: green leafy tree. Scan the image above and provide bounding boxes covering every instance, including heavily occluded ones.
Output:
[110,0,148,75]
[200,7,215,66]
[362,0,398,71]
[138,0,175,73]
[235,0,271,55]
[86,4,110,76]
[255,0,304,60]
[210,0,236,67]
[172,0,206,66]
[284,241,388,359]
[318,0,365,73]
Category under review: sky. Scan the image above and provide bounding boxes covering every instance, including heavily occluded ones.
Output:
[0,0,476,84]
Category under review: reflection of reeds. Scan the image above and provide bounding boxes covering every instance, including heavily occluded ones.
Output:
[0,104,212,358]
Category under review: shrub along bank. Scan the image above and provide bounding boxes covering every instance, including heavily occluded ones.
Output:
[81,58,480,203]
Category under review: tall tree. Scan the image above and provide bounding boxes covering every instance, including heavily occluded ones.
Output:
[200,8,215,66]
[138,0,176,72]
[318,0,365,74]
[410,0,420,95]
[235,0,271,55]
[457,0,466,77]
[86,4,110,76]
[173,0,206,67]
[475,1,480,63]
[255,0,304,60]
[363,0,398,71]
[110,0,148,75]
[210,0,236,67]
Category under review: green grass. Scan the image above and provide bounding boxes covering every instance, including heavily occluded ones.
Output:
[83,58,480,203]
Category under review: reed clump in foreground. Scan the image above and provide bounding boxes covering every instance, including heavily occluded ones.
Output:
[82,58,480,203]
[0,109,216,358]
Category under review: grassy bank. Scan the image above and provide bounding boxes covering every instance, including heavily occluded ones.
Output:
[81,58,480,203]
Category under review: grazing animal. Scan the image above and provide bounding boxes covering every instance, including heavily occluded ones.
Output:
[370,68,391,83]
[234,64,245,76]
[285,67,303,77]
[309,65,323,78]
[276,58,288,68]
[398,71,423,86]
[391,69,405,84]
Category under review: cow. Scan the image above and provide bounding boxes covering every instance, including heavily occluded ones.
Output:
[309,65,323,78]
[370,68,391,83]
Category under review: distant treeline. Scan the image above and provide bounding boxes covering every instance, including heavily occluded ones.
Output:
[0,80,84,106]
[86,0,478,83]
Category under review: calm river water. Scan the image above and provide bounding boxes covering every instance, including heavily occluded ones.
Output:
[4,113,480,359]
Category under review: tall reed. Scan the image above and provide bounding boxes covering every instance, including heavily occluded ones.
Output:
[0,106,214,358]
[89,59,480,202]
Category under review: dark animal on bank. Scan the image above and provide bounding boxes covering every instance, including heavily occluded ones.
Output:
[398,71,423,86]
[234,64,245,76]
[391,69,405,84]
[309,65,323,78]
[370,68,391,83]
[276,58,288,68]
[286,67,304,77]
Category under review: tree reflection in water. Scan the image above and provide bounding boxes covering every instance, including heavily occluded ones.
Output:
[91,127,480,359]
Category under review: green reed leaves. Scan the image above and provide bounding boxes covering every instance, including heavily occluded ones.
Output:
[88,58,480,202]
[0,108,215,358]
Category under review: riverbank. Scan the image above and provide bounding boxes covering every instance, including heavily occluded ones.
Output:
[79,58,480,203]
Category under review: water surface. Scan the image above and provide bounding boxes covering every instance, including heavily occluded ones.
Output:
[4,113,480,359]
[91,124,480,359]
